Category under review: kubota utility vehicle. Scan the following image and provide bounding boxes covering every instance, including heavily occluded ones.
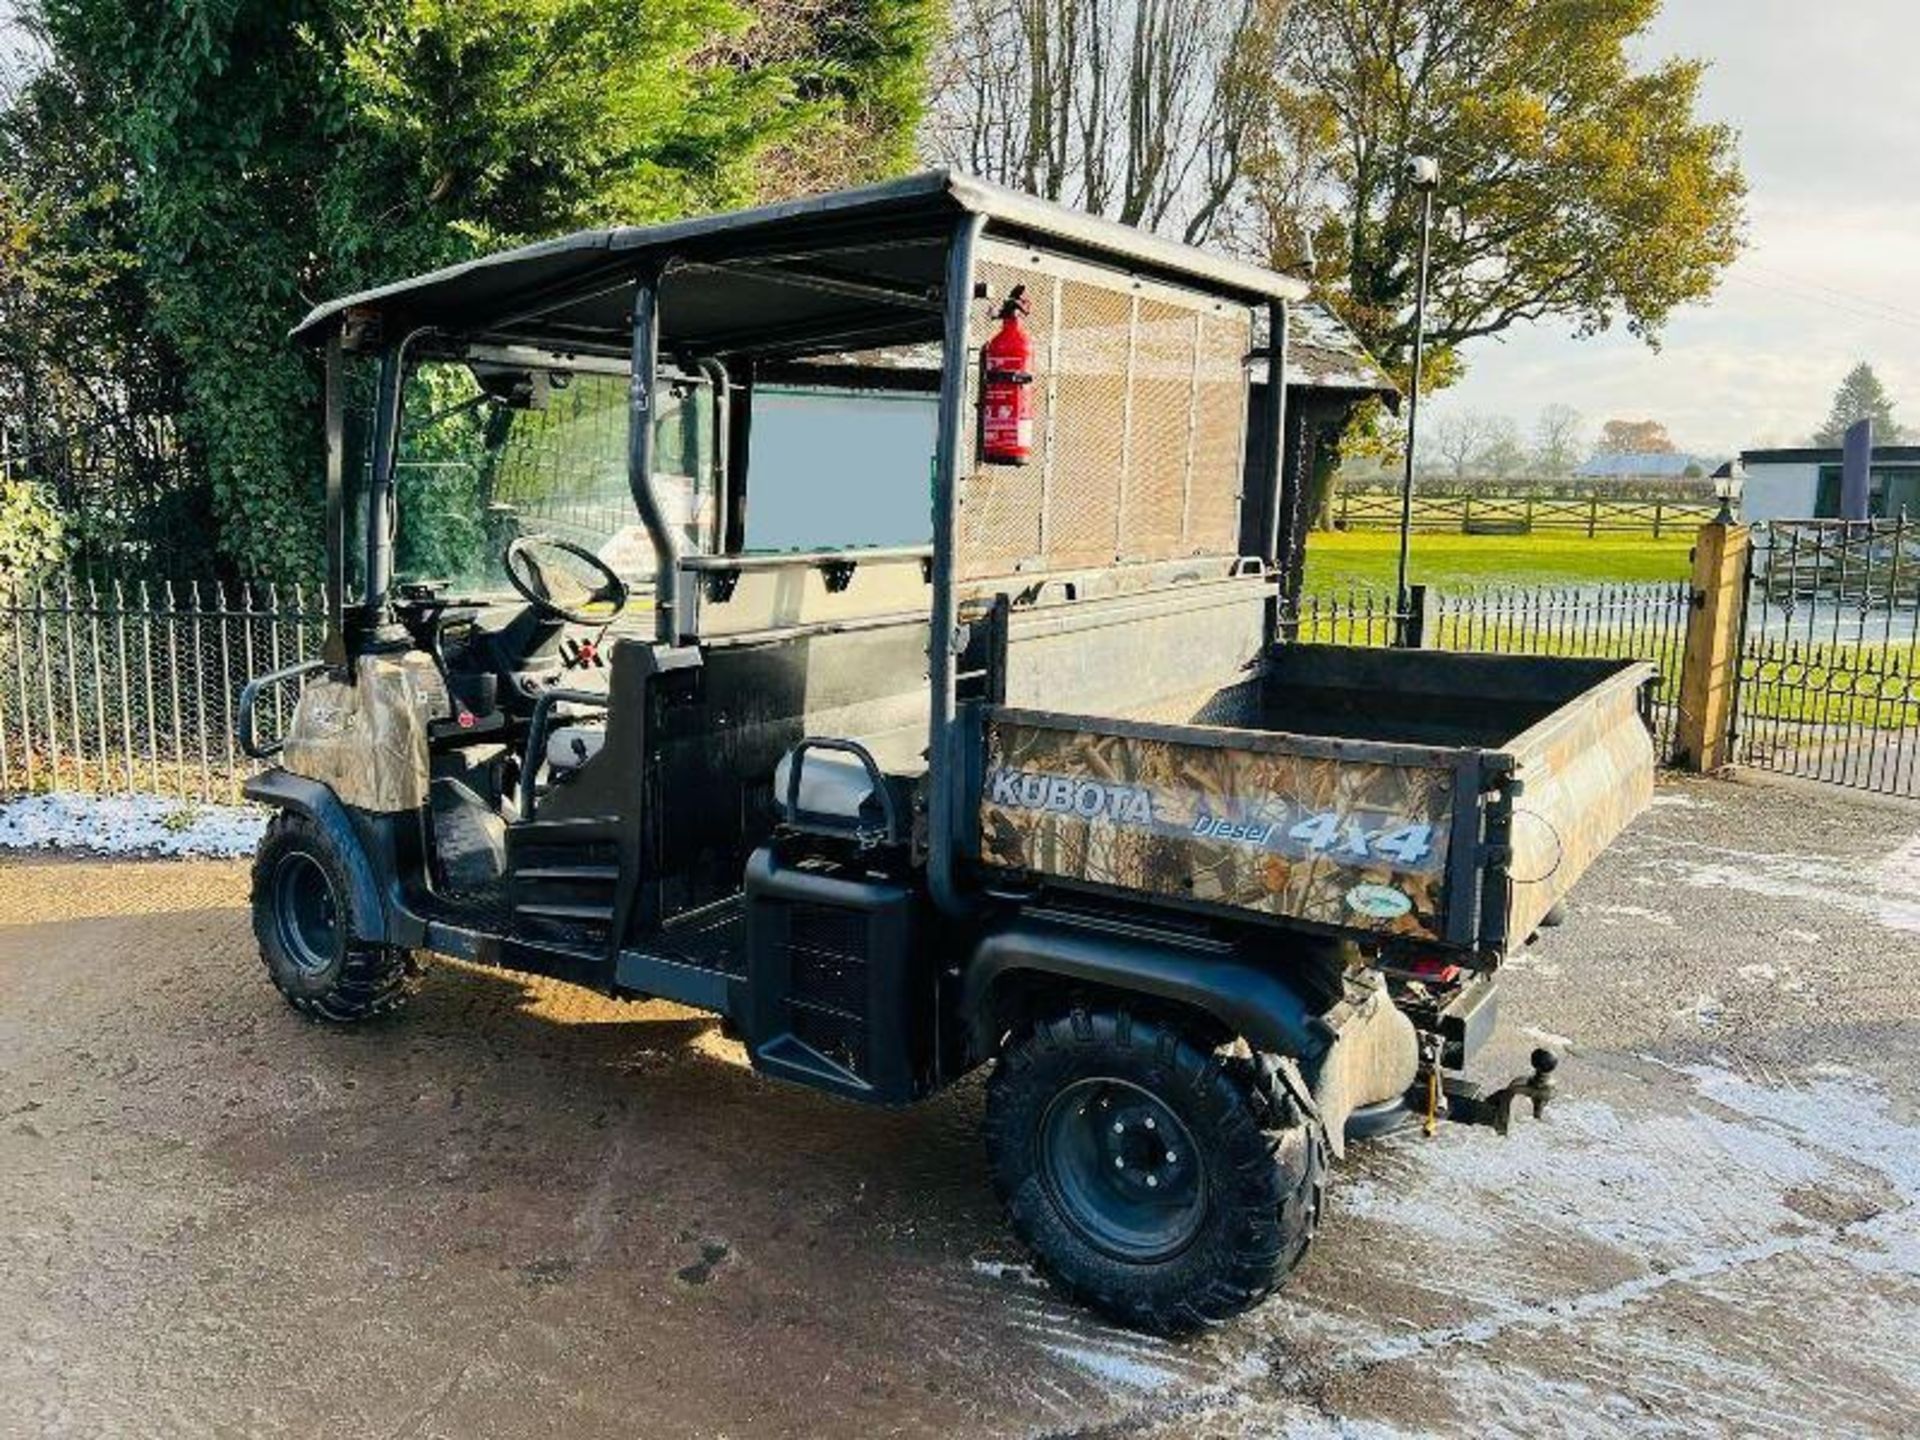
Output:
[240,173,1654,1333]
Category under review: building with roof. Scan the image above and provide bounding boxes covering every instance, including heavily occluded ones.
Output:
[1574,452,1718,481]
[1738,446,1920,522]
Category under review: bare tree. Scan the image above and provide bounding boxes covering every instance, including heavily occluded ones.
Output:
[1427,410,1494,483]
[1476,416,1526,482]
[923,0,1291,243]
[1532,404,1583,477]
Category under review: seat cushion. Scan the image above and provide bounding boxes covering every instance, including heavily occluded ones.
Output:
[772,747,878,824]
[546,723,606,773]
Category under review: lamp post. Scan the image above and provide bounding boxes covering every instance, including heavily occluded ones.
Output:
[1394,155,1440,646]
[1713,459,1745,526]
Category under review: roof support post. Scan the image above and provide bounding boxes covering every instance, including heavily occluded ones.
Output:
[927,213,987,920]
[1260,299,1290,646]
[365,344,404,626]
[627,269,681,645]
[322,329,348,669]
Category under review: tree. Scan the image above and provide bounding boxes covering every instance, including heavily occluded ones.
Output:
[1814,362,1904,446]
[1532,404,1583,476]
[923,0,1291,243]
[1255,0,1746,375]
[0,28,203,568]
[1428,410,1493,482]
[1597,419,1676,456]
[1476,415,1526,482]
[0,477,66,586]
[28,0,940,578]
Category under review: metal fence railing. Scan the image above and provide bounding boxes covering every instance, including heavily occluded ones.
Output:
[1427,581,1693,762]
[1,573,1695,807]
[1283,581,1691,761]
[1734,517,1920,796]
[0,578,326,803]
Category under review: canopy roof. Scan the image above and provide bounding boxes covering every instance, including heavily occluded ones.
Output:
[292,170,1308,359]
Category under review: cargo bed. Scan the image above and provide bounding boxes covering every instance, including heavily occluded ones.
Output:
[974,645,1656,963]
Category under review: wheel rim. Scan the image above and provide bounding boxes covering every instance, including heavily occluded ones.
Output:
[1038,1078,1207,1263]
[272,851,339,976]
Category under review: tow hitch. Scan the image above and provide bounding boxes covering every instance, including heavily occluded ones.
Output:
[1430,1048,1560,1136]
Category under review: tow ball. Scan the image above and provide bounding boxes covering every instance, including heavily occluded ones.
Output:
[1434,1047,1560,1136]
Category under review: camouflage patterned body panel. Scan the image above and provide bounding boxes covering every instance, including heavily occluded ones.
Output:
[1504,663,1656,943]
[282,652,443,814]
[978,713,1465,942]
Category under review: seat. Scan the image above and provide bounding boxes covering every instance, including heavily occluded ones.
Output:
[772,747,877,824]
[546,723,606,775]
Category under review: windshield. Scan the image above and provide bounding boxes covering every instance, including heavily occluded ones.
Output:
[357,359,717,598]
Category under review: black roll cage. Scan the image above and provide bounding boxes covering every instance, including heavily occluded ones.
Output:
[311,176,1304,919]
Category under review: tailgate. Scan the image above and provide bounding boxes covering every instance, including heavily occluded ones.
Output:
[975,709,1486,945]
[1499,662,1657,944]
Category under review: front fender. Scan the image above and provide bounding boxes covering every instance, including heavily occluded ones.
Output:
[243,769,422,948]
[963,915,1341,1066]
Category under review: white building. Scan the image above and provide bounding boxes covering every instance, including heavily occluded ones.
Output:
[1737,446,1920,522]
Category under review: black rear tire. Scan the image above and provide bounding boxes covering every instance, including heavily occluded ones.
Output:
[250,811,422,1023]
[985,1007,1327,1335]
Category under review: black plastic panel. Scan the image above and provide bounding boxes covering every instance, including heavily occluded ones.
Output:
[742,845,930,1104]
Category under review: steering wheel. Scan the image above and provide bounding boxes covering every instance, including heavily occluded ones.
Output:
[502,535,630,625]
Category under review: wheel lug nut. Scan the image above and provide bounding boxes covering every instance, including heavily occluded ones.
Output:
[1114,1156,1125,1169]
[1113,1122,1124,1134]
[1144,1117,1156,1130]
[1165,1150,1177,1164]
[1146,1175,1159,1188]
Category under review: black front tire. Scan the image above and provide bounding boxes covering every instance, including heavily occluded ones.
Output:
[985,1008,1327,1335]
[250,811,423,1023]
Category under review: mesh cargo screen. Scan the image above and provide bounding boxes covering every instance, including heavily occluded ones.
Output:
[960,244,1253,581]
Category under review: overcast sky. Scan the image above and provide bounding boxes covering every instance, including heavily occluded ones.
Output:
[1429,0,1920,456]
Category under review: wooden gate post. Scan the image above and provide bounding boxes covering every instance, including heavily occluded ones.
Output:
[1675,518,1750,771]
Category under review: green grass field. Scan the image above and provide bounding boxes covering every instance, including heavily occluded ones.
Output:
[1302,529,1695,594]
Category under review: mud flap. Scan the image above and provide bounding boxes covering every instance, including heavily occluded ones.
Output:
[1305,978,1419,1159]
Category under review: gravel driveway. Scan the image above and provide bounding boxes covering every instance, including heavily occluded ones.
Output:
[3,774,1917,1438]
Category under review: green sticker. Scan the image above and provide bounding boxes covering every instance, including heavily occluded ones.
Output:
[1345,883,1413,920]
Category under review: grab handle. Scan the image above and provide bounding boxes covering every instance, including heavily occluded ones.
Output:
[238,659,326,759]
[782,736,900,848]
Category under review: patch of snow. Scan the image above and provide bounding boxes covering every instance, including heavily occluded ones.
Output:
[1585,903,1677,927]
[1650,793,1713,811]
[1008,1058,1920,1432]
[1673,1061,1920,1204]
[1736,963,1778,982]
[1637,835,1920,935]
[970,1257,1046,1288]
[0,791,266,858]
[1040,1342,1180,1393]
[1879,831,1920,934]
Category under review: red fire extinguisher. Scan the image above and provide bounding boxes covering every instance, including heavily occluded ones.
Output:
[980,285,1033,465]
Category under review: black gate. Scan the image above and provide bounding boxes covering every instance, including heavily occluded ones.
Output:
[1732,517,1920,796]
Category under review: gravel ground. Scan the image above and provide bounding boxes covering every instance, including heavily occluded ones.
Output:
[2,772,1917,1438]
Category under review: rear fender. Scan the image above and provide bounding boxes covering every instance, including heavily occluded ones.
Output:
[964,916,1419,1156]
[963,916,1341,1068]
